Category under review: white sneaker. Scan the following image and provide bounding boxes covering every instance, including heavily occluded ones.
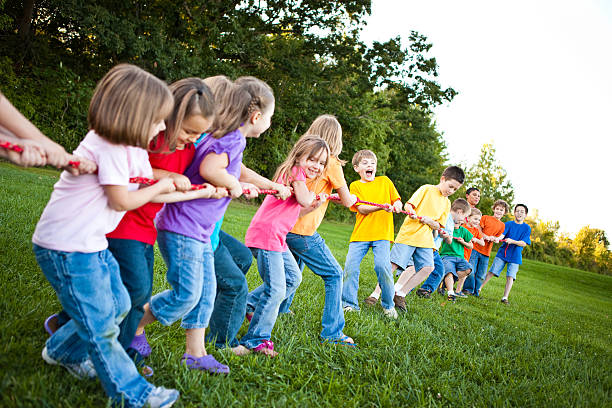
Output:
[343,306,358,312]
[42,346,96,379]
[383,307,398,319]
[146,386,180,408]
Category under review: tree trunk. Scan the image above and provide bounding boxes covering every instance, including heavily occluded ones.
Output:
[18,0,35,40]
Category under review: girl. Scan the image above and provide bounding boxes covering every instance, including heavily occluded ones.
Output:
[240,135,330,357]
[33,64,179,408]
[282,115,358,346]
[135,77,275,373]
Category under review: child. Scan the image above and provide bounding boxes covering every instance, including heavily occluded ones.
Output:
[44,78,220,369]
[341,149,402,319]
[479,204,531,303]
[136,77,275,372]
[414,213,454,298]
[241,136,329,357]
[463,199,509,296]
[282,115,358,345]
[32,64,179,407]
[386,166,464,311]
[455,207,485,295]
[438,198,474,301]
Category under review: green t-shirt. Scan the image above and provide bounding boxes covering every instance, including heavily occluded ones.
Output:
[439,225,473,258]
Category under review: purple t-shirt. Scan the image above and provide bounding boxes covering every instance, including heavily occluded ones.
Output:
[156,129,246,243]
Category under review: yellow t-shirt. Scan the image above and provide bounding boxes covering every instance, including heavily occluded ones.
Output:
[394,184,450,249]
[291,156,346,236]
[349,176,401,242]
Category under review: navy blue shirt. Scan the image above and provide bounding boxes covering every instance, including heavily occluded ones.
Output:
[496,221,531,264]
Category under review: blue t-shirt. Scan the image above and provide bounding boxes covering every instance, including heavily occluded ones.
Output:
[434,214,454,250]
[496,221,531,264]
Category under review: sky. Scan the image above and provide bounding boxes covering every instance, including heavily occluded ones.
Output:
[360,0,612,240]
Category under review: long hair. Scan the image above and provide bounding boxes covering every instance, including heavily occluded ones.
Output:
[208,76,274,139]
[88,64,173,148]
[304,114,345,165]
[273,135,330,186]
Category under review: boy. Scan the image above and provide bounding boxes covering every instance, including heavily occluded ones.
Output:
[438,199,474,300]
[341,150,403,318]
[479,204,531,304]
[465,187,480,208]
[463,199,510,296]
[456,208,485,295]
[414,213,454,298]
[381,166,465,311]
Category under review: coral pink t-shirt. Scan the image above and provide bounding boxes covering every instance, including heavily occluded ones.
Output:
[32,131,152,253]
[244,166,307,252]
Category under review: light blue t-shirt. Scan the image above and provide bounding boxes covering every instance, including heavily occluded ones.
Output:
[434,214,454,250]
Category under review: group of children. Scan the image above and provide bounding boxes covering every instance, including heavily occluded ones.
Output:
[0,63,531,408]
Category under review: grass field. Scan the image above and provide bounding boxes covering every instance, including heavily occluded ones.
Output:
[1,162,611,407]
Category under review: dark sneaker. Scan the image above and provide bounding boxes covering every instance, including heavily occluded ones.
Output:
[462,290,472,296]
[447,293,456,302]
[454,292,468,299]
[363,296,378,306]
[415,288,431,299]
[501,298,509,304]
[437,286,445,296]
[393,294,407,312]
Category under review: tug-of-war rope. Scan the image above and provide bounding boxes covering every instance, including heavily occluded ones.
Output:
[2,138,508,245]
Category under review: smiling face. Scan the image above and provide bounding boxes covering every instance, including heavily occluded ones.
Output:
[468,213,482,228]
[354,157,377,182]
[493,205,506,219]
[439,177,462,197]
[514,205,527,222]
[175,114,212,149]
[298,147,328,179]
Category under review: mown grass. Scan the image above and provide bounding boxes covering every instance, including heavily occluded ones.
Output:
[1,162,611,407]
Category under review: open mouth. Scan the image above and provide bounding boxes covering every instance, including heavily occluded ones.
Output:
[365,170,373,177]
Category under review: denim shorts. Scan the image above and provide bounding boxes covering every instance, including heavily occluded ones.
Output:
[442,255,473,278]
[390,243,433,271]
[489,256,520,280]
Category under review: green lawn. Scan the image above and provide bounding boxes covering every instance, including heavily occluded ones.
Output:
[1,162,611,407]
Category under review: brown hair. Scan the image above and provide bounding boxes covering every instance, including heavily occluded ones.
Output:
[273,135,330,186]
[208,76,274,139]
[492,199,510,214]
[88,64,173,148]
[451,198,471,214]
[468,207,482,217]
[352,149,377,167]
[157,77,214,152]
[441,166,465,184]
[305,115,345,164]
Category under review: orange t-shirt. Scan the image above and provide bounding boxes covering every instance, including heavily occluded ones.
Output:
[463,223,483,260]
[290,156,346,236]
[472,215,505,256]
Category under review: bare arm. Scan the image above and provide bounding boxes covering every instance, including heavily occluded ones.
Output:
[472,236,485,246]
[240,163,291,199]
[334,185,357,207]
[456,237,473,249]
[292,179,315,207]
[104,178,176,211]
[356,204,389,215]
[199,152,242,198]
[151,184,218,203]
[505,238,527,247]
[152,168,192,191]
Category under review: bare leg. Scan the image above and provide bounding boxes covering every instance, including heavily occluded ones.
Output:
[185,328,207,357]
[502,276,514,299]
[135,303,155,335]
[397,266,433,296]
[480,271,495,292]
[444,273,454,292]
[455,270,471,293]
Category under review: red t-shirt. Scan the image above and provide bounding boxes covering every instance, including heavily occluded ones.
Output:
[463,223,483,261]
[106,133,196,245]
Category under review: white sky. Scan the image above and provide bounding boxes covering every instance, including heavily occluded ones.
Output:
[360,0,612,240]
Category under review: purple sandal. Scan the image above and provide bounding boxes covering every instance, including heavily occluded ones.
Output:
[181,354,230,374]
[44,314,59,336]
[128,330,152,358]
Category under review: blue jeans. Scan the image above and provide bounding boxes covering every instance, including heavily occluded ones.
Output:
[33,245,152,407]
[463,251,489,295]
[151,230,215,329]
[107,238,154,352]
[206,231,251,348]
[282,232,345,340]
[420,250,445,292]
[342,240,394,310]
[242,248,302,349]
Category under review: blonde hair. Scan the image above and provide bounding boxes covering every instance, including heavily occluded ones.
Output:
[156,78,214,152]
[469,208,482,217]
[492,199,510,214]
[351,149,377,167]
[305,115,345,164]
[208,76,274,139]
[273,135,330,186]
[451,198,471,214]
[88,64,173,148]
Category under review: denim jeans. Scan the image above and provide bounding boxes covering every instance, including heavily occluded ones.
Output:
[463,251,490,295]
[151,230,215,329]
[33,245,152,407]
[242,248,302,349]
[107,238,154,352]
[206,231,251,348]
[342,240,394,310]
[281,232,345,340]
[420,250,445,293]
